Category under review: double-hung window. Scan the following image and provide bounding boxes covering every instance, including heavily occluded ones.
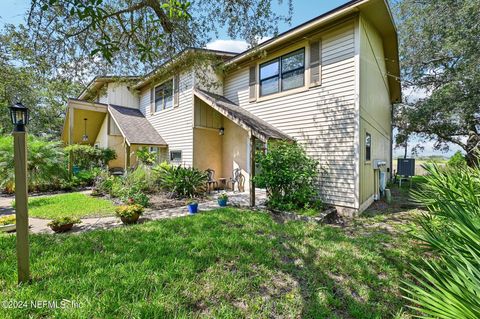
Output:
[155,80,173,112]
[259,48,305,97]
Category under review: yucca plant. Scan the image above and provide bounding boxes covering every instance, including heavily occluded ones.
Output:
[403,164,480,318]
[156,164,207,198]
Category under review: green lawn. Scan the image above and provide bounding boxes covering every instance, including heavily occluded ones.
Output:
[0,208,422,318]
[22,192,116,219]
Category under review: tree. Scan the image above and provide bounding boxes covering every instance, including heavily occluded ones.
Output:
[393,0,480,166]
[23,0,293,75]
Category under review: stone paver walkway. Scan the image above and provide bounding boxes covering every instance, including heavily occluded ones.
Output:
[1,190,267,234]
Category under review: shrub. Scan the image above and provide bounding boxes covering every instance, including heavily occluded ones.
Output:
[156,165,207,198]
[65,144,116,169]
[254,141,321,211]
[447,150,467,168]
[0,215,15,225]
[136,148,157,166]
[115,204,144,218]
[0,135,68,193]
[120,185,149,207]
[403,164,480,318]
[123,165,157,193]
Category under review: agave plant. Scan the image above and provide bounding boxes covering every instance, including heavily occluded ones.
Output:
[403,164,480,318]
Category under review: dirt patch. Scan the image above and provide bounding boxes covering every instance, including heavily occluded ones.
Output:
[148,193,211,210]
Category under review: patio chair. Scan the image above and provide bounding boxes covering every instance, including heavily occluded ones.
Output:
[205,169,218,193]
[228,168,245,192]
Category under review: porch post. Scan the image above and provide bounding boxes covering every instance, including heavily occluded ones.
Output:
[125,142,131,171]
[249,134,256,207]
[68,106,74,174]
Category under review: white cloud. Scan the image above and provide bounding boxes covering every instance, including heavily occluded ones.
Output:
[205,37,272,53]
[206,39,249,53]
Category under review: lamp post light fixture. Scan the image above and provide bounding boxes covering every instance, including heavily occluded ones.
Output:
[81,118,89,143]
[9,102,30,284]
[218,127,225,136]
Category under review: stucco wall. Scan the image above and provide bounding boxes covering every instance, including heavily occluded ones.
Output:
[221,118,249,191]
[193,128,223,178]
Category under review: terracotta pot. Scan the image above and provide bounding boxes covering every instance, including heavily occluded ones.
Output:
[120,213,140,224]
[50,223,74,233]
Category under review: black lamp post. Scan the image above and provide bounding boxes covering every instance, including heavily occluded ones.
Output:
[9,102,29,132]
[9,102,30,284]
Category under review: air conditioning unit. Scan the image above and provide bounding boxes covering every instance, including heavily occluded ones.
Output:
[373,160,387,169]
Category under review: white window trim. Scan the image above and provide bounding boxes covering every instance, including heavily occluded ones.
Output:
[169,150,182,162]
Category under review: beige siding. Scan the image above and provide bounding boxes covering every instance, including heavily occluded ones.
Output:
[106,83,139,108]
[139,71,194,166]
[223,21,357,208]
[359,15,392,206]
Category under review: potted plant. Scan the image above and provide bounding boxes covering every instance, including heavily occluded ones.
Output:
[0,215,16,233]
[115,204,144,224]
[217,192,228,207]
[48,217,81,233]
[186,199,198,214]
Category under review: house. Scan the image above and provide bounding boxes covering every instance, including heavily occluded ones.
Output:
[61,0,400,215]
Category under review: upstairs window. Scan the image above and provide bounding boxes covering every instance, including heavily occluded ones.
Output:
[155,80,173,112]
[259,48,305,97]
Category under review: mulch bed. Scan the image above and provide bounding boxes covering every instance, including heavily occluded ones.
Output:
[148,193,211,210]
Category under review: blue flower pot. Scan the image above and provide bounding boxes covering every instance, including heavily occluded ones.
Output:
[218,198,228,207]
[187,203,198,214]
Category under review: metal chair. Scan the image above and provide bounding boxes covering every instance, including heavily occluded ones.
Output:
[228,168,245,192]
[205,169,218,193]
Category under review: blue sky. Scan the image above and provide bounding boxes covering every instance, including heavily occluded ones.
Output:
[0,0,461,157]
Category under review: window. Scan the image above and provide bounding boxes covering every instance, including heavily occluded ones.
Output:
[259,48,305,97]
[155,80,173,112]
[170,150,182,162]
[365,132,372,162]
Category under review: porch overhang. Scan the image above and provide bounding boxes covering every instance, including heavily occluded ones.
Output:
[193,88,293,142]
[108,104,167,147]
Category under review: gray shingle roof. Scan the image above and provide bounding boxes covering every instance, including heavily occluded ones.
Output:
[108,104,167,146]
[194,88,293,142]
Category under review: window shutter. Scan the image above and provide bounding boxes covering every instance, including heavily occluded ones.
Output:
[249,65,257,102]
[173,75,180,107]
[309,40,322,87]
[150,87,155,115]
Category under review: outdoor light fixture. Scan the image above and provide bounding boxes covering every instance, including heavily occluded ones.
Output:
[82,118,89,142]
[9,102,29,132]
[218,127,225,136]
[10,102,31,283]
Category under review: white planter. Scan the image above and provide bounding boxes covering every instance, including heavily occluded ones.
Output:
[0,224,16,233]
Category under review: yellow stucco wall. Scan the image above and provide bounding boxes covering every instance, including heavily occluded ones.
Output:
[193,128,223,177]
[221,118,249,191]
[359,15,392,205]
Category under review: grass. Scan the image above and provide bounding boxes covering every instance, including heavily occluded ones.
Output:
[0,208,422,318]
[20,192,116,219]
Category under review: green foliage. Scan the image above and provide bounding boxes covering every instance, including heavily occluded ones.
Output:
[65,144,116,169]
[123,165,158,193]
[115,204,144,218]
[0,215,15,225]
[156,165,207,198]
[254,141,321,211]
[0,135,67,193]
[120,185,150,207]
[394,0,480,165]
[403,164,480,318]
[135,148,157,166]
[47,216,81,228]
[447,151,467,168]
[218,192,228,201]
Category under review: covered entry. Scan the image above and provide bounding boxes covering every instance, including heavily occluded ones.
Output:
[192,88,292,206]
[62,99,167,170]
